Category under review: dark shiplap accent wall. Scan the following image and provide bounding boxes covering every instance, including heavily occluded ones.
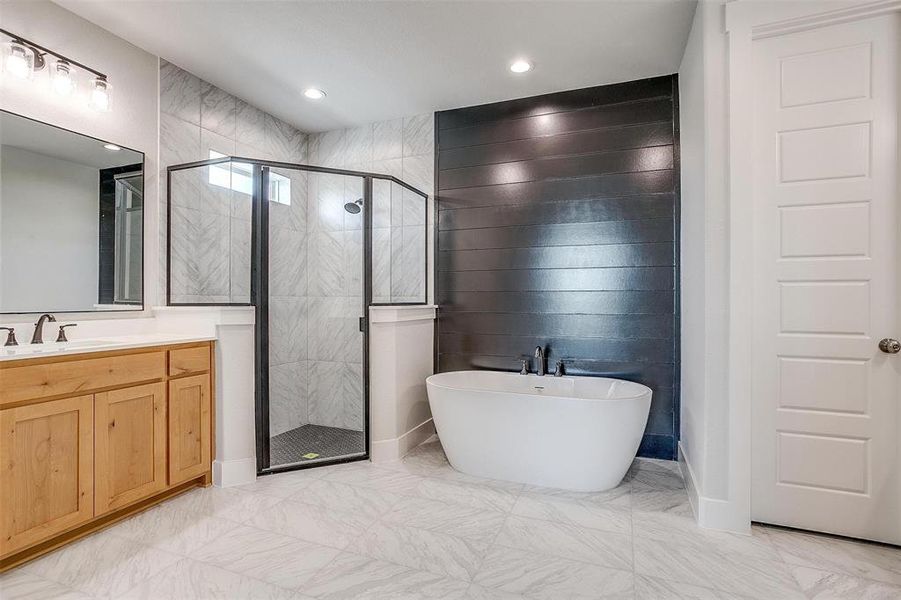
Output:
[435,75,680,460]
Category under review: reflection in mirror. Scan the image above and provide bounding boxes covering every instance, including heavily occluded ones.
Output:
[0,111,144,313]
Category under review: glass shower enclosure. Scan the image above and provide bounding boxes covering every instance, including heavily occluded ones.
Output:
[166,156,428,475]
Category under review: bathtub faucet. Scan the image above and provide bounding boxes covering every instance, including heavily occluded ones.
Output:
[534,346,546,376]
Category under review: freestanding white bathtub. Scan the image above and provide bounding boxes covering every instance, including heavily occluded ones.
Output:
[426,370,652,491]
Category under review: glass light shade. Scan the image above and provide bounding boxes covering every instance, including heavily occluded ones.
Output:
[3,42,34,80]
[52,60,75,96]
[89,76,112,111]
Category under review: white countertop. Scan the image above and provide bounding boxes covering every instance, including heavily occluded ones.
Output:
[0,333,216,362]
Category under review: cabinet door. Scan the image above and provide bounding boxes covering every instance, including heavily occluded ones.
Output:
[94,383,167,514]
[0,395,93,556]
[168,374,211,485]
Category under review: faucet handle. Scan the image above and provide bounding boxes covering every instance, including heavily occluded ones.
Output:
[0,327,17,347]
[519,358,530,375]
[554,360,565,377]
[56,324,77,342]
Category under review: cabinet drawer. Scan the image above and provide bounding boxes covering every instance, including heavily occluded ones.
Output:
[169,345,210,377]
[0,352,165,406]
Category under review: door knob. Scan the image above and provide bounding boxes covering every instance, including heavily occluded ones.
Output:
[878,338,901,354]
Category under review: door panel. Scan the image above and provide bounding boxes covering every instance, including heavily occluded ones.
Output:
[751,15,900,543]
[0,395,94,556]
[94,383,167,514]
[168,374,211,485]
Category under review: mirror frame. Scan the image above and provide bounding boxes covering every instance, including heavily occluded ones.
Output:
[0,109,146,315]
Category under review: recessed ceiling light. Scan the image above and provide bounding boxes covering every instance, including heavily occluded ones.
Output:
[509,60,532,74]
[303,88,326,100]
[103,143,120,151]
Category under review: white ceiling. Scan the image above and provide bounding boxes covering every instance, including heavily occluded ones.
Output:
[57,0,697,133]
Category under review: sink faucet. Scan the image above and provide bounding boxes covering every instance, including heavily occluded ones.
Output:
[31,313,57,344]
[534,346,546,377]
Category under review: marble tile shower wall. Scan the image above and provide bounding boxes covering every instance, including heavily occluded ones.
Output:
[304,116,433,430]
[159,60,310,435]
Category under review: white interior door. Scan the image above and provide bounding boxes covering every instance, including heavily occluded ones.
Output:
[751,14,900,544]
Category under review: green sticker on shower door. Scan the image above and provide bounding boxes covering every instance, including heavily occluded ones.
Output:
[302,453,320,459]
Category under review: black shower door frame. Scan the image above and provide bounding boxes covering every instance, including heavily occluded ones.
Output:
[165,156,428,477]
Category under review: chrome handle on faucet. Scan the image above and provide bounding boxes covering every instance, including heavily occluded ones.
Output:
[519,358,529,375]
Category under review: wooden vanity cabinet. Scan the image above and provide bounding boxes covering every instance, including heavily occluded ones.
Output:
[94,382,168,514]
[0,395,94,556]
[0,341,214,570]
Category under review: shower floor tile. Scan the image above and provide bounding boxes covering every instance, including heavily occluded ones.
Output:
[269,424,364,467]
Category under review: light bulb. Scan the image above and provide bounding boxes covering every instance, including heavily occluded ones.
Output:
[90,76,112,111]
[303,88,326,100]
[52,60,75,96]
[4,42,34,80]
[509,59,532,74]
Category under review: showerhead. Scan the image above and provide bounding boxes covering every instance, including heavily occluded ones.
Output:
[344,198,363,214]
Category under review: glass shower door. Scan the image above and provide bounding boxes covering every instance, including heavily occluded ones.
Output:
[262,165,367,471]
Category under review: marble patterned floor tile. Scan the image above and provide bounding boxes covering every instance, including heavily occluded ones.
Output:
[119,557,295,599]
[788,565,901,599]
[630,486,693,515]
[633,535,805,600]
[160,485,286,523]
[348,521,489,582]
[520,479,632,507]
[237,469,321,498]
[321,462,426,496]
[512,492,632,535]
[0,570,94,600]
[192,524,340,590]
[473,544,633,599]
[111,502,240,557]
[300,552,469,599]
[633,575,751,600]
[460,584,530,600]
[245,497,374,550]
[286,478,401,521]
[414,477,521,513]
[21,529,181,598]
[629,459,686,491]
[632,511,779,561]
[763,527,901,586]
[495,515,633,571]
[381,495,508,546]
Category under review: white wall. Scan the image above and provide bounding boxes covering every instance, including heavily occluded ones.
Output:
[0,0,160,319]
[0,146,99,311]
[678,0,733,526]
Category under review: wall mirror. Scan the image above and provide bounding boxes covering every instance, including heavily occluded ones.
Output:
[0,110,144,313]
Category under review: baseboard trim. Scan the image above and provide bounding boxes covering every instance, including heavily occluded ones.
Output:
[678,442,750,534]
[371,419,436,463]
[213,457,257,487]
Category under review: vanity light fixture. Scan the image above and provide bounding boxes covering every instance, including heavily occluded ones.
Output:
[509,59,533,74]
[51,60,75,96]
[0,28,112,111]
[103,143,121,151]
[303,88,326,100]
[89,76,112,111]
[3,40,36,80]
